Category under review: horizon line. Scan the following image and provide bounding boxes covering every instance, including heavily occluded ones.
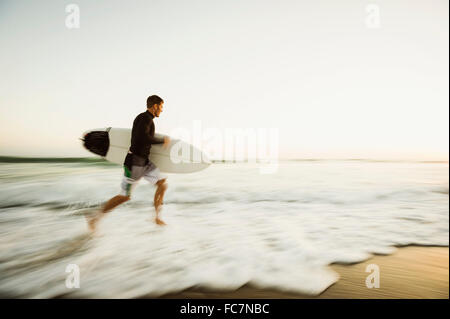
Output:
[0,155,448,164]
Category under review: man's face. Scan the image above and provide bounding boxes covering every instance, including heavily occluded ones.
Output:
[154,102,164,117]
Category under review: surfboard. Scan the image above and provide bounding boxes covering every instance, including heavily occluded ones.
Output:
[82,127,211,173]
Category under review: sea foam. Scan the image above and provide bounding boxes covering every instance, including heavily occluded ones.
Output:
[0,160,448,297]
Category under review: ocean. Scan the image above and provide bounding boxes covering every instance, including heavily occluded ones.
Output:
[0,158,448,298]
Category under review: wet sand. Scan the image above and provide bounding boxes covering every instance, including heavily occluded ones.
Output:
[160,246,449,299]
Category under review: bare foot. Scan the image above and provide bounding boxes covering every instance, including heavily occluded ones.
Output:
[86,216,97,232]
[155,217,166,226]
[85,210,103,232]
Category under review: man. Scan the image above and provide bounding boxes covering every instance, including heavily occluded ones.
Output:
[88,95,170,231]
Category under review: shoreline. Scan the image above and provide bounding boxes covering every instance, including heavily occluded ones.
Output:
[159,246,449,299]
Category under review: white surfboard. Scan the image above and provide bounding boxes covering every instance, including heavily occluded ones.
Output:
[82,127,211,173]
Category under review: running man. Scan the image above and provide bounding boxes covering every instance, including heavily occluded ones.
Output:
[88,95,170,231]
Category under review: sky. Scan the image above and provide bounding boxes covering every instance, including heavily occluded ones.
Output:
[0,0,448,160]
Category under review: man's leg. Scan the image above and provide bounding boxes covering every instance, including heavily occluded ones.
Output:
[97,194,129,227]
[87,195,130,232]
[87,162,138,232]
[142,162,168,226]
[102,195,130,213]
[154,178,168,225]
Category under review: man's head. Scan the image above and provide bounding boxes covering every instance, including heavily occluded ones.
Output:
[147,95,164,117]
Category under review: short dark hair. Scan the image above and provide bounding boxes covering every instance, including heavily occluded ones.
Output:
[147,95,164,108]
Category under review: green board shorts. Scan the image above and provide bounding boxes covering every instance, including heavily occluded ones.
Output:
[120,153,165,197]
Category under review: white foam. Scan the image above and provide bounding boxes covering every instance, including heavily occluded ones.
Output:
[0,161,448,297]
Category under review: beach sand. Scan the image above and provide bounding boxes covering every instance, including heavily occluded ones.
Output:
[160,246,449,299]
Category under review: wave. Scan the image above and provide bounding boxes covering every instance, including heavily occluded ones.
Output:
[0,185,447,211]
[2,156,447,165]
[0,156,117,166]
[285,158,449,164]
[0,158,447,298]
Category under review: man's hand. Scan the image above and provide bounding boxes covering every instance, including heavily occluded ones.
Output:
[162,136,171,149]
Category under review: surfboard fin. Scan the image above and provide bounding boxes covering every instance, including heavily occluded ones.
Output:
[82,131,110,157]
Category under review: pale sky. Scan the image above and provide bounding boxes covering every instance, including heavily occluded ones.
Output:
[0,0,448,160]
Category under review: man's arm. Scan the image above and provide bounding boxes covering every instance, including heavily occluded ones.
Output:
[149,135,164,144]
[150,136,171,150]
[148,121,170,146]
[132,114,148,144]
